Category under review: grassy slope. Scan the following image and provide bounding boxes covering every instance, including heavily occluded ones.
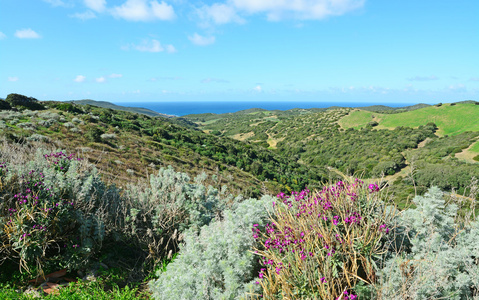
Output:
[338,103,479,136]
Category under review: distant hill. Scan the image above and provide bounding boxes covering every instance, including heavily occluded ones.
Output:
[359,103,431,112]
[339,102,479,136]
[69,99,171,118]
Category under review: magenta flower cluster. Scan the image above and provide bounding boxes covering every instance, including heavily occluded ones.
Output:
[3,152,80,250]
[252,179,389,298]
[44,151,82,172]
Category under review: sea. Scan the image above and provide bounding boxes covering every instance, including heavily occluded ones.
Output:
[116,101,412,117]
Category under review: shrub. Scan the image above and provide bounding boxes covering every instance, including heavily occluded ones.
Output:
[252,181,395,299]
[0,100,12,110]
[122,167,239,261]
[37,119,57,128]
[26,134,50,142]
[5,94,45,111]
[16,122,36,130]
[63,122,75,128]
[55,102,82,114]
[0,150,113,274]
[71,117,83,124]
[100,133,117,140]
[38,112,60,121]
[149,196,275,300]
[377,187,479,299]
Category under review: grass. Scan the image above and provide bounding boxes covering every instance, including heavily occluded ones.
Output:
[339,103,479,136]
[470,140,479,154]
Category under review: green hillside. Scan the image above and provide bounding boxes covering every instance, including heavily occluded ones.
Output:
[339,102,479,136]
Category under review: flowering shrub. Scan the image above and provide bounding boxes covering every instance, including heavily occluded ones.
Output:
[0,150,107,273]
[252,180,395,299]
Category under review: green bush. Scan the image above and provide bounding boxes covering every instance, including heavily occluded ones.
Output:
[0,100,11,110]
[5,94,45,111]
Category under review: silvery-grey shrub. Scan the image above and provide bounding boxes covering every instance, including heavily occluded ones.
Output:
[27,134,50,142]
[149,195,275,300]
[377,187,479,299]
[72,117,83,124]
[122,166,240,255]
[37,119,57,128]
[100,133,116,140]
[17,122,36,130]
[63,122,75,128]
[38,111,60,120]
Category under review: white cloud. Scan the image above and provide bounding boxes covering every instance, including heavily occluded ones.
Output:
[84,0,106,12]
[111,0,175,21]
[8,77,19,82]
[165,44,177,53]
[0,32,6,40]
[188,33,215,46]
[70,11,97,20]
[231,0,365,20]
[15,29,41,39]
[254,85,262,92]
[96,77,106,83]
[151,1,176,20]
[123,39,176,53]
[196,0,364,23]
[109,73,123,78]
[197,3,245,25]
[74,75,86,82]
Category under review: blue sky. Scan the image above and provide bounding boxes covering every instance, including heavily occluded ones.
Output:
[0,0,478,104]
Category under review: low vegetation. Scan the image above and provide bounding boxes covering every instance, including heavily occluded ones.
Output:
[0,94,478,299]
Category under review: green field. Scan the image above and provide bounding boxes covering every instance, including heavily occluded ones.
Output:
[339,103,479,136]
[470,141,479,154]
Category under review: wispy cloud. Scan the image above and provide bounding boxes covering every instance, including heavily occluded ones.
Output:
[122,39,175,53]
[109,73,123,78]
[111,0,176,21]
[0,32,6,40]
[196,3,245,26]
[196,0,364,24]
[407,75,439,81]
[188,33,215,46]
[15,29,41,39]
[70,11,97,20]
[84,0,106,12]
[201,78,229,83]
[254,85,262,92]
[469,77,479,82]
[74,75,86,82]
[96,76,106,83]
[43,0,68,7]
[8,77,19,82]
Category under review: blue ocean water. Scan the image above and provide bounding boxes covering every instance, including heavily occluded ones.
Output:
[116,101,412,117]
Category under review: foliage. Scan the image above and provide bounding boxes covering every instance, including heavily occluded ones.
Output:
[0,100,12,110]
[122,166,240,262]
[149,196,275,300]
[5,93,45,111]
[377,187,479,299]
[252,181,395,299]
[0,150,109,273]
